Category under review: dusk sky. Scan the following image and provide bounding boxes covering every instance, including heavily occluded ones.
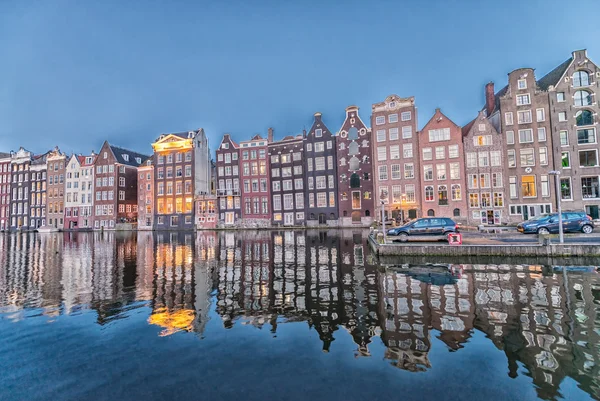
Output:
[2,0,599,157]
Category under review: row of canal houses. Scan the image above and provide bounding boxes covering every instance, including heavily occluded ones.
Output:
[1,49,599,231]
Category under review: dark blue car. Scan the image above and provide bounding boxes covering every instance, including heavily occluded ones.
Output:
[387,217,458,242]
[516,212,594,234]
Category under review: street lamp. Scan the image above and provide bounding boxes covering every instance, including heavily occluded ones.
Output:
[549,170,564,244]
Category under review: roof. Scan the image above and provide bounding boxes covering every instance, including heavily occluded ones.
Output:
[0,152,11,159]
[109,144,149,167]
[481,84,508,115]
[461,118,476,137]
[537,57,573,90]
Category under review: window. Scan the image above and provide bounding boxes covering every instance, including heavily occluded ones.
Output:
[293,165,302,175]
[401,112,411,121]
[473,135,492,146]
[403,144,413,158]
[576,110,594,126]
[375,116,385,125]
[436,164,446,180]
[558,112,568,122]
[560,177,572,200]
[509,176,517,198]
[518,129,533,143]
[378,165,388,180]
[490,151,501,166]
[561,151,570,168]
[402,126,412,139]
[438,185,448,205]
[271,155,279,164]
[316,176,326,189]
[315,157,325,171]
[573,71,590,87]
[448,145,459,159]
[273,195,282,211]
[295,178,303,190]
[537,127,547,142]
[478,151,489,167]
[425,186,434,201]
[581,177,600,198]
[469,193,479,208]
[479,173,490,188]
[516,94,531,105]
[423,165,433,181]
[306,143,312,152]
[435,146,445,159]
[536,108,545,122]
[404,163,414,179]
[391,164,401,180]
[389,128,399,140]
[580,150,598,167]
[506,131,514,145]
[428,128,450,142]
[350,173,360,188]
[317,192,327,208]
[468,174,478,189]
[517,79,527,89]
[574,90,592,106]
[577,128,596,144]
[389,145,400,160]
[422,148,432,160]
[541,175,550,197]
[377,147,387,161]
[557,92,565,102]
[314,142,324,152]
[517,110,532,124]
[520,148,535,167]
[451,184,461,200]
[493,192,504,207]
[119,191,125,200]
[481,193,491,208]
[296,193,304,209]
[521,175,536,197]
[539,147,548,166]
[283,194,294,210]
[508,150,516,167]
[505,112,513,125]
[315,128,322,137]
[492,172,502,188]
[388,114,398,123]
[449,162,460,179]
[466,152,477,168]
[560,130,569,146]
[307,177,313,190]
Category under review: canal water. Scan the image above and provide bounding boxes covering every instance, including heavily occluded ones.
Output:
[0,230,598,401]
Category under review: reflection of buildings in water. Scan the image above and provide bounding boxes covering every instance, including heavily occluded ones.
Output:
[136,231,155,301]
[61,232,93,314]
[148,232,214,337]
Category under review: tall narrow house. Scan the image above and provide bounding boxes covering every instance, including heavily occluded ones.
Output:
[239,132,271,227]
[269,133,304,226]
[151,129,210,230]
[371,95,420,222]
[215,134,241,226]
[539,49,600,219]
[462,111,507,225]
[304,112,338,226]
[93,141,147,229]
[45,147,66,229]
[336,105,374,226]
[9,147,33,230]
[0,152,11,231]
[418,109,468,221]
[137,158,154,230]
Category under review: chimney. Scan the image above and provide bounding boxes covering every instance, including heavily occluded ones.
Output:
[485,82,495,117]
[268,127,273,142]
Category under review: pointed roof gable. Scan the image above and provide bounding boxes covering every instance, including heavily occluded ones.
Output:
[421,108,460,131]
[219,133,239,149]
[537,57,573,90]
[101,141,149,167]
[462,111,499,138]
[461,118,476,137]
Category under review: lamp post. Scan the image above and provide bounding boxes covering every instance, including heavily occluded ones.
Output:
[549,170,564,244]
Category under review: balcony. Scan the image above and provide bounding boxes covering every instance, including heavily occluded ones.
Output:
[217,188,241,197]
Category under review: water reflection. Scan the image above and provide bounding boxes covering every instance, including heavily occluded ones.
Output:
[0,230,598,400]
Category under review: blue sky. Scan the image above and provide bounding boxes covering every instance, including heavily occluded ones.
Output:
[1,0,599,157]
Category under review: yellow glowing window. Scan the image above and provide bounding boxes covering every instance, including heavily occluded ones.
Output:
[521,175,536,197]
[176,198,183,213]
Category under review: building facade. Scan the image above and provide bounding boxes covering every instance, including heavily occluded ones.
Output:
[137,158,154,230]
[45,147,66,229]
[30,154,48,229]
[239,132,271,227]
[462,111,508,226]
[336,105,375,226]
[9,147,33,230]
[269,134,304,226]
[64,155,81,230]
[495,69,555,220]
[93,141,146,229]
[304,112,338,226]
[151,129,211,230]
[215,134,241,226]
[196,194,217,229]
[541,50,600,219]
[371,95,420,222]
[77,154,96,230]
[0,152,12,231]
[418,109,468,221]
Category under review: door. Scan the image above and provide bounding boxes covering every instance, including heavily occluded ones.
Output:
[493,211,501,225]
[318,213,326,225]
[225,212,234,225]
[284,213,294,226]
[480,211,488,224]
[586,205,599,220]
[523,206,529,220]
[487,210,495,225]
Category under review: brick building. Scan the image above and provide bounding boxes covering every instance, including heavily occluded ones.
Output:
[462,110,508,226]
[45,147,66,229]
[269,134,304,226]
[137,157,154,230]
[304,112,338,226]
[336,105,374,226]
[93,141,147,229]
[64,154,95,230]
[418,109,468,221]
[9,147,34,230]
[0,152,12,231]
[196,194,217,229]
[215,134,241,226]
[239,132,271,227]
[371,95,420,222]
[30,153,48,230]
[488,69,555,220]
[539,50,600,219]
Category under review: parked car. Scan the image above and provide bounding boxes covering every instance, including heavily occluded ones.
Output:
[387,217,458,242]
[516,212,594,234]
